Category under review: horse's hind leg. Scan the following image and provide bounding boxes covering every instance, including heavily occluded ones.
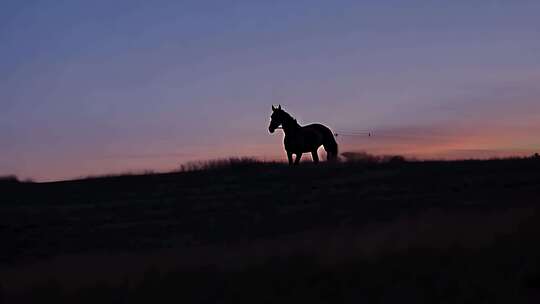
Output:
[294,153,302,165]
[311,150,319,164]
[287,151,293,166]
[323,138,338,162]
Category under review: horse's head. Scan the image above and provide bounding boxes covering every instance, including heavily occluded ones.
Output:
[268,105,285,133]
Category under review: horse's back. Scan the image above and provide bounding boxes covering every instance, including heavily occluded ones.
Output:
[304,123,334,136]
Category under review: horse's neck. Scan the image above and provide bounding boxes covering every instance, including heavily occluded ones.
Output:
[282,118,301,135]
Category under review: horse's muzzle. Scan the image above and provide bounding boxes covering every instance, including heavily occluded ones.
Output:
[268,126,275,133]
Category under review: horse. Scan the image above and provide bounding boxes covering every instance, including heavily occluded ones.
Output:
[268,105,338,165]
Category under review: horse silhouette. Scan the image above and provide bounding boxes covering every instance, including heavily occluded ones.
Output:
[268,105,338,165]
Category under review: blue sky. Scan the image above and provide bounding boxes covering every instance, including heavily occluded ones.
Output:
[1,0,540,180]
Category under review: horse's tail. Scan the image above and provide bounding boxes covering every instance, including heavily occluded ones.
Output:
[323,134,339,162]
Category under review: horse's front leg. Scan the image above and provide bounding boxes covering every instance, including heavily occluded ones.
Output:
[287,151,293,166]
[311,150,319,164]
[294,153,302,165]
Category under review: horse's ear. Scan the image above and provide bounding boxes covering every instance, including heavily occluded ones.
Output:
[278,105,281,110]
[272,105,276,111]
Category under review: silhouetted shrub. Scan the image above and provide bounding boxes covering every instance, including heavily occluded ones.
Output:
[341,151,407,165]
[0,175,18,184]
[341,152,380,164]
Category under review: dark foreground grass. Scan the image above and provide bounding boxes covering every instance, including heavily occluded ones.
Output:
[10,245,540,304]
[1,157,540,302]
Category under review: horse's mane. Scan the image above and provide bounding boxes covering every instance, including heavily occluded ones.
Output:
[280,110,299,126]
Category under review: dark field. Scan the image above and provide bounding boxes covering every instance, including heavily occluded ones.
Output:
[1,158,540,303]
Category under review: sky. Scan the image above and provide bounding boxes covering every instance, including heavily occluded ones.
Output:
[1,0,540,181]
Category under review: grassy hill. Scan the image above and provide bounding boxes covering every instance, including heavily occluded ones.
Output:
[1,157,540,303]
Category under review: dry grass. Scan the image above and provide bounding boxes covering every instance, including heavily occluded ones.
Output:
[177,157,272,172]
[2,156,540,303]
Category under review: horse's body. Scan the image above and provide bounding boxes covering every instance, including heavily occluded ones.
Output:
[268,105,338,165]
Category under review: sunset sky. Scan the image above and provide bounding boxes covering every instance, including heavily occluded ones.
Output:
[1,0,540,181]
